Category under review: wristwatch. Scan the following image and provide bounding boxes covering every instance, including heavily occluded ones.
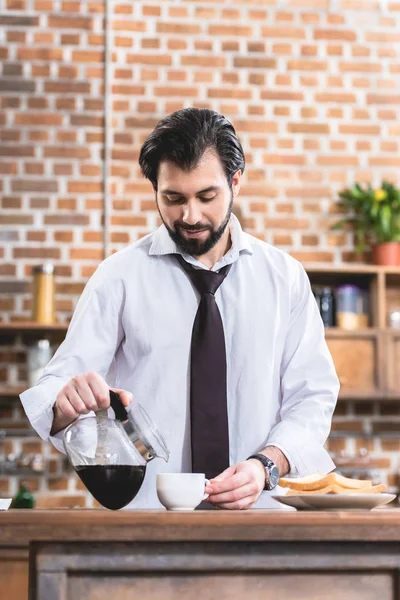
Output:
[247,453,280,491]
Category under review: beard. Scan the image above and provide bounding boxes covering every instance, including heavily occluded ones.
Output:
[160,194,233,256]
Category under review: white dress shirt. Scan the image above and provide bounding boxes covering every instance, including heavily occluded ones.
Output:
[20,215,339,509]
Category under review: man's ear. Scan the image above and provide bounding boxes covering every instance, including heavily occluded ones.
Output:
[232,169,241,197]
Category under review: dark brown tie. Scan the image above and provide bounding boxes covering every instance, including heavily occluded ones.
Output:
[176,255,232,480]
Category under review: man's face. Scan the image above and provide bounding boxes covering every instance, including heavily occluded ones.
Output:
[156,150,240,256]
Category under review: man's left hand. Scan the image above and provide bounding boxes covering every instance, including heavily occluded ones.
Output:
[205,459,266,510]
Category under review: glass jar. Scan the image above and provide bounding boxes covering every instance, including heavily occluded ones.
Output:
[26,339,53,388]
[389,310,400,329]
[32,263,55,324]
[336,285,369,330]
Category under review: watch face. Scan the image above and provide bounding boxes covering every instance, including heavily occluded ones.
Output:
[268,465,280,489]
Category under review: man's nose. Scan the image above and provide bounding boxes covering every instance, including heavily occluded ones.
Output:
[182,200,202,225]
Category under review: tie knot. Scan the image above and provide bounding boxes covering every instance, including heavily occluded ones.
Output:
[175,255,231,296]
[190,269,225,296]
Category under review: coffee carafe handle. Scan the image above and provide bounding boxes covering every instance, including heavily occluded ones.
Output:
[109,390,128,422]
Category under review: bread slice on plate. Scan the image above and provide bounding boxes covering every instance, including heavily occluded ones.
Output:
[279,472,374,492]
[286,483,387,496]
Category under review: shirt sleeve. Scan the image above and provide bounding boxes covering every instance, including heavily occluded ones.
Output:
[266,261,340,477]
[19,263,125,453]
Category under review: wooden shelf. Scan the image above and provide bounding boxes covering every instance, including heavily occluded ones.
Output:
[325,327,378,339]
[0,386,25,398]
[303,262,400,275]
[0,321,68,333]
[338,390,400,401]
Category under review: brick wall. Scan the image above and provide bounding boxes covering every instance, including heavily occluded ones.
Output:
[1,0,400,506]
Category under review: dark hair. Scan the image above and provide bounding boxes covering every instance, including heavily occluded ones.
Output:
[139,108,245,190]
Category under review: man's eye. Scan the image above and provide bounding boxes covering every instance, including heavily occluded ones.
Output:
[166,196,184,204]
[200,196,216,202]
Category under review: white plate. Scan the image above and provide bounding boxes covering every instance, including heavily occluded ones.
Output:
[272,493,397,511]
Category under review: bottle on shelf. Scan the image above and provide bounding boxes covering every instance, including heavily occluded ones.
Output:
[313,286,335,327]
[11,482,35,509]
[32,263,55,325]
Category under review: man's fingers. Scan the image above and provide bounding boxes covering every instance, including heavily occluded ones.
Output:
[211,465,236,483]
[208,483,255,505]
[214,493,257,510]
[208,471,250,494]
[55,395,80,420]
[63,390,88,416]
[72,376,98,411]
[111,387,134,407]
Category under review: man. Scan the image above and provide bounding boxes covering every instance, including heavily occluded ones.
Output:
[20,108,339,510]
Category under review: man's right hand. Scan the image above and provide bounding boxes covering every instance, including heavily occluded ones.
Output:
[50,372,133,435]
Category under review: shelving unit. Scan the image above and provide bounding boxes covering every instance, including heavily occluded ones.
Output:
[306,263,400,402]
[1,263,400,405]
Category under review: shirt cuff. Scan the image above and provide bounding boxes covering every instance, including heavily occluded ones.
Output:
[266,419,335,478]
[20,378,96,455]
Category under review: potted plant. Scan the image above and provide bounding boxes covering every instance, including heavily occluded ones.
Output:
[332,181,400,266]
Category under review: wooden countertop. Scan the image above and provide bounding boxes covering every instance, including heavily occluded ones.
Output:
[2,509,400,546]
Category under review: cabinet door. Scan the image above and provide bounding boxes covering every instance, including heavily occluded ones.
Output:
[326,331,382,395]
[386,331,400,394]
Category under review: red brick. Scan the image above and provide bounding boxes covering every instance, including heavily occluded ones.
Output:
[143,5,161,16]
[233,57,276,69]
[68,181,102,193]
[13,247,61,259]
[288,60,327,71]
[339,124,381,135]
[54,231,73,243]
[261,90,304,101]
[17,47,63,61]
[57,198,76,210]
[15,113,62,126]
[70,248,103,260]
[24,163,45,175]
[314,29,356,41]
[27,230,46,242]
[367,94,400,104]
[208,88,252,100]
[366,31,400,42]
[288,123,330,134]
[235,120,277,133]
[72,50,104,62]
[127,54,171,65]
[316,93,357,103]
[340,62,381,73]
[263,154,306,165]
[45,81,91,94]
[111,216,147,226]
[209,25,253,36]
[154,86,198,98]
[112,85,145,95]
[261,26,305,38]
[112,20,147,32]
[48,15,94,29]
[61,33,80,45]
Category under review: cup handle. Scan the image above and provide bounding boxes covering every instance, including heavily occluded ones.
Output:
[203,478,211,500]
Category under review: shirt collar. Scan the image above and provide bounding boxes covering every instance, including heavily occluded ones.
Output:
[149,213,253,266]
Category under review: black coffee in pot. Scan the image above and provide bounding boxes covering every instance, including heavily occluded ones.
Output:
[75,464,146,510]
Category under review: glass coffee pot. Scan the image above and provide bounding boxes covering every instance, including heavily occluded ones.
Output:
[64,390,169,510]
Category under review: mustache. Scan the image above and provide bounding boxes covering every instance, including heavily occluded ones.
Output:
[175,223,212,232]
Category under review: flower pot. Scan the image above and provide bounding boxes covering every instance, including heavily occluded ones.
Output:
[371,242,400,266]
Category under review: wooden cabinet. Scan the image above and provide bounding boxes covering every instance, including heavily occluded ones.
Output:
[326,330,382,393]
[306,264,400,400]
[0,510,398,600]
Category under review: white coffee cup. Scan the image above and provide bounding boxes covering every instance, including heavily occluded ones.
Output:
[156,473,210,511]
